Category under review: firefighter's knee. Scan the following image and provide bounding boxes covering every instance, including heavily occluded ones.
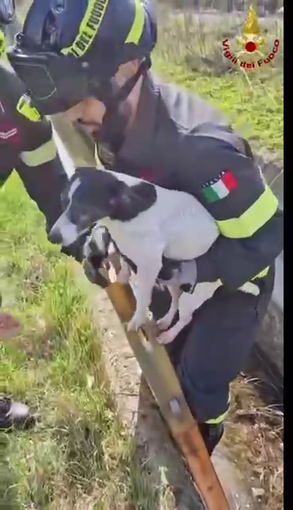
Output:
[177,358,230,424]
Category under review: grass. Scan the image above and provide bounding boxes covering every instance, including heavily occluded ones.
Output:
[0,174,168,510]
[154,8,283,160]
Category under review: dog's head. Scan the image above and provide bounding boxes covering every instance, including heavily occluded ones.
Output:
[48,167,157,248]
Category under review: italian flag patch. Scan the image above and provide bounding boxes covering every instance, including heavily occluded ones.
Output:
[202,170,238,203]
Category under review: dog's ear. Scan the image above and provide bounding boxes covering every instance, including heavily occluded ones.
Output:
[110,180,157,221]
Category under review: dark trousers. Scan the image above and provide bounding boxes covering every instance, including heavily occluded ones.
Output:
[150,268,274,423]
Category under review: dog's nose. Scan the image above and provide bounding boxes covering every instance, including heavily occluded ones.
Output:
[48,228,63,246]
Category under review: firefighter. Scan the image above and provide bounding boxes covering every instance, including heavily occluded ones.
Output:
[0,0,71,430]
[8,0,283,454]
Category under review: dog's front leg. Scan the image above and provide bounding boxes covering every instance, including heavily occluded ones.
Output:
[127,256,162,332]
[156,284,181,332]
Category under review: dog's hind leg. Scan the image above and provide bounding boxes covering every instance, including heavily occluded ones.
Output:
[156,284,181,332]
[157,281,221,344]
[156,303,194,345]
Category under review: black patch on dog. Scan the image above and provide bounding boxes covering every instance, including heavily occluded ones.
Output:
[66,168,157,230]
[110,181,157,222]
[158,258,181,281]
[179,283,192,293]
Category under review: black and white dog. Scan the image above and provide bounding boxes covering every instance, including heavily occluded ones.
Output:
[49,168,258,343]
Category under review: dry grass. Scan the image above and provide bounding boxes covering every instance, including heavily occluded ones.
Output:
[224,375,283,510]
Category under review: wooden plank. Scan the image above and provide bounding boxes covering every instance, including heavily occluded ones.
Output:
[105,280,231,510]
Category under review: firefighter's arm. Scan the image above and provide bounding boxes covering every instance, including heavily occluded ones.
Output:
[15,97,69,230]
[0,65,69,229]
[180,137,283,290]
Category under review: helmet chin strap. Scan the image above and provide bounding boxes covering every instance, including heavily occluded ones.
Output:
[93,59,149,154]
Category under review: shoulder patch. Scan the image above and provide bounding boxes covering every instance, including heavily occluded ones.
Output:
[16,95,42,122]
[201,170,238,203]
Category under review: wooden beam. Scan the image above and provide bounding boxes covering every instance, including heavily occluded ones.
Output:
[105,280,231,510]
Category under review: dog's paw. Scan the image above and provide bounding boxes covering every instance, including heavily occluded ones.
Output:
[127,309,148,332]
[156,329,177,345]
[156,314,174,332]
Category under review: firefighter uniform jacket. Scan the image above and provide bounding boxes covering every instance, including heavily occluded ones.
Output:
[97,73,283,291]
[0,63,68,230]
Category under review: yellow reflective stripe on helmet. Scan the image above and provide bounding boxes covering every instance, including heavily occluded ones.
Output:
[125,0,145,44]
[217,185,279,239]
[20,139,57,167]
[61,0,109,58]
[16,95,42,122]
